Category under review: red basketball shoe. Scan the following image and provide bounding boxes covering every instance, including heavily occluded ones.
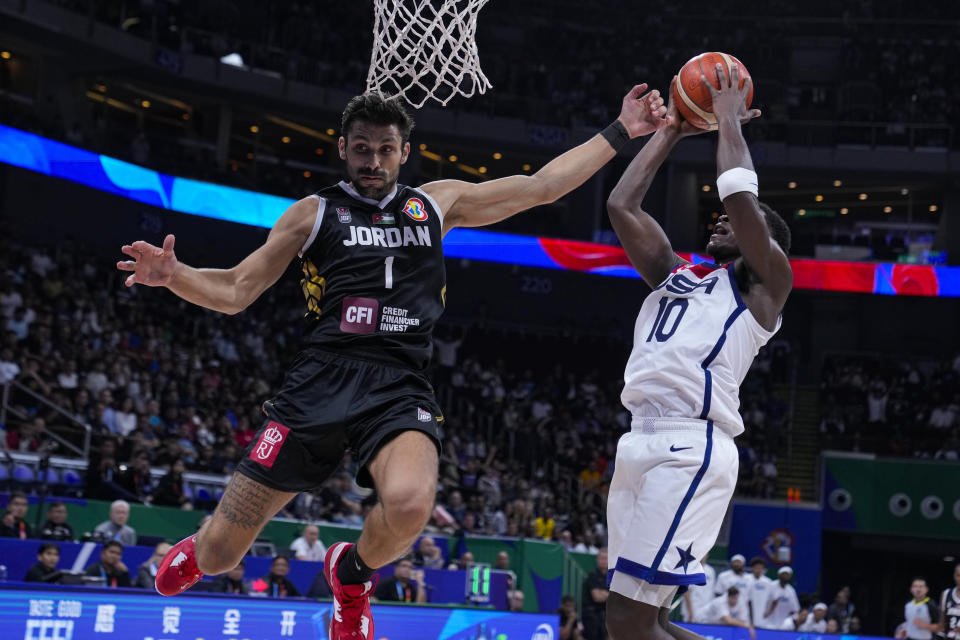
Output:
[325,542,378,639]
[155,535,203,596]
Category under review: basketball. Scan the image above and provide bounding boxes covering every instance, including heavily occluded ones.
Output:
[673,52,754,131]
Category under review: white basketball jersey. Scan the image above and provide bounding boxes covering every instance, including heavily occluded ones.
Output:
[621,262,779,438]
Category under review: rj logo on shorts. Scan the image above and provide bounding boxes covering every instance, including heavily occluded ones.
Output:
[250,421,290,468]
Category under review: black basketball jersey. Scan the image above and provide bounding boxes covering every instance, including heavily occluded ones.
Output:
[298,181,446,370]
[942,587,960,639]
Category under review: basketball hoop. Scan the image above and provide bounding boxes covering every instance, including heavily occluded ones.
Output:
[366,0,493,109]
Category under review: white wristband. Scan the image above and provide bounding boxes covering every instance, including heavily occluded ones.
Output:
[717,168,759,201]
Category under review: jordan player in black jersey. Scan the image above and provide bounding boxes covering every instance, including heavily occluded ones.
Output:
[118,87,669,639]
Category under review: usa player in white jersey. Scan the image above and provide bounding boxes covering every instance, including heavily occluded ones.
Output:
[603,64,793,640]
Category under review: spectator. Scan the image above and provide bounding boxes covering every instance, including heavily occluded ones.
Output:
[134,542,172,589]
[413,536,445,570]
[748,556,774,628]
[117,451,153,503]
[683,561,717,623]
[762,567,800,630]
[0,492,34,539]
[495,549,516,593]
[780,608,810,631]
[374,557,427,603]
[24,542,63,584]
[289,524,326,562]
[507,589,525,612]
[0,347,20,383]
[213,560,252,595]
[699,587,754,639]
[252,556,300,598]
[535,507,556,541]
[827,586,856,633]
[151,458,191,508]
[896,578,940,640]
[580,548,608,640]
[451,551,474,571]
[84,541,132,588]
[556,594,584,640]
[803,603,829,633]
[826,619,840,633]
[93,499,137,546]
[306,567,333,599]
[39,501,75,541]
[716,554,753,596]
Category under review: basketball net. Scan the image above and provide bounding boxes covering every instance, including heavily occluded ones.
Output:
[366,0,492,109]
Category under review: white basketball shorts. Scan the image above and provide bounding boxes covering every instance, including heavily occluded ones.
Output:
[606,417,738,608]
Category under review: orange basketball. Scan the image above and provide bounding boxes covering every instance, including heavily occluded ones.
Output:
[672,52,753,131]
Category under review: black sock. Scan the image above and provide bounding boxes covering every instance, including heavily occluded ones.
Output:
[336,546,375,585]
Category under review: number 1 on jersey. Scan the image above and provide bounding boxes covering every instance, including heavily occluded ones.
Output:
[384,256,395,289]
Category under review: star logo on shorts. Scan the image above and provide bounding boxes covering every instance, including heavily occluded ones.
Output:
[674,543,695,574]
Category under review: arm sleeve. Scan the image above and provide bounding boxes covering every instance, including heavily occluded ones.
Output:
[929,601,941,624]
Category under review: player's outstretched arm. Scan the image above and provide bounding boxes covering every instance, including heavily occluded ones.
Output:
[606,77,709,287]
[423,84,668,234]
[705,63,791,303]
[116,196,319,315]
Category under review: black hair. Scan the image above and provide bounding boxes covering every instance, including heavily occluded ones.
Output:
[103,540,123,552]
[727,586,740,596]
[750,556,766,567]
[38,542,60,555]
[10,491,28,503]
[272,554,290,564]
[758,201,792,255]
[912,576,927,585]
[341,93,415,143]
[47,501,65,511]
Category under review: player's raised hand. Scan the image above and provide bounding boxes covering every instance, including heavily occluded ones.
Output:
[117,234,179,287]
[617,83,669,138]
[664,76,709,138]
[703,63,762,126]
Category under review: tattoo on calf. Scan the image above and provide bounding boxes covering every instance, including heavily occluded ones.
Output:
[216,475,274,529]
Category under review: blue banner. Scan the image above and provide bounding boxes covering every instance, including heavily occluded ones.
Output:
[727,502,822,594]
[681,622,891,640]
[0,584,555,640]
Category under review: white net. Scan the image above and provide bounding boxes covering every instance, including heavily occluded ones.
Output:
[366,0,493,109]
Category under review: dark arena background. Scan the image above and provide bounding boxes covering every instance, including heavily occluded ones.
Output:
[1,1,959,639]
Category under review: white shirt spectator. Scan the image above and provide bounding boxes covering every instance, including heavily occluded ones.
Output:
[85,370,110,395]
[800,616,827,633]
[0,356,20,385]
[749,574,775,627]
[716,569,754,597]
[115,410,138,437]
[930,405,957,429]
[58,371,79,390]
[0,289,22,318]
[683,563,716,622]
[763,581,800,629]
[31,252,55,277]
[698,593,750,625]
[434,336,462,368]
[289,536,326,562]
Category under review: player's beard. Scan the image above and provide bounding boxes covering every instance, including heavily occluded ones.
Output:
[706,241,738,264]
[349,165,397,200]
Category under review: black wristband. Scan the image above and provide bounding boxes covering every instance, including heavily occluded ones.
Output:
[601,119,630,151]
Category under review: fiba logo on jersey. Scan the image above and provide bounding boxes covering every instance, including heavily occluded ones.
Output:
[402,198,428,221]
[250,422,289,468]
[336,207,352,223]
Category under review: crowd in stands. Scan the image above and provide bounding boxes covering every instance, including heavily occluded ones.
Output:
[820,354,960,457]
[684,554,862,636]
[48,0,960,142]
[0,235,788,554]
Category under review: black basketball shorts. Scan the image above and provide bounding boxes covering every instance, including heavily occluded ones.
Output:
[236,349,443,492]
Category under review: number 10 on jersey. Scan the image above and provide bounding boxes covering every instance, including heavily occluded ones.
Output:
[646,297,689,343]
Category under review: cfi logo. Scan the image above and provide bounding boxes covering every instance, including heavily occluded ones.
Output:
[417,407,432,423]
[337,207,352,223]
[402,198,428,222]
[531,624,555,640]
[250,422,290,468]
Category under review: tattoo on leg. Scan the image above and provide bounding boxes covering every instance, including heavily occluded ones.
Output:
[216,475,275,530]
